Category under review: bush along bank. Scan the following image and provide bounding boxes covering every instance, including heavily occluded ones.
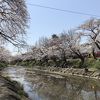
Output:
[12,57,100,70]
[0,61,8,70]
[11,58,82,68]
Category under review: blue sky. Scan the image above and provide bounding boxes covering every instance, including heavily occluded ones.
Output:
[26,0,100,44]
[7,0,100,54]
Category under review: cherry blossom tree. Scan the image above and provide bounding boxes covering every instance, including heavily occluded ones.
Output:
[61,30,85,67]
[0,0,28,46]
[79,18,100,50]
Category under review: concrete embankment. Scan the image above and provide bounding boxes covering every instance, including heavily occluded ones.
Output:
[0,75,29,100]
[29,67,100,80]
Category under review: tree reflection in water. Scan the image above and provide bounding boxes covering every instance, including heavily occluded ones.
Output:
[26,71,100,100]
[2,67,100,100]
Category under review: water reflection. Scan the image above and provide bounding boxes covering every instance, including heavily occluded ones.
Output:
[2,67,100,100]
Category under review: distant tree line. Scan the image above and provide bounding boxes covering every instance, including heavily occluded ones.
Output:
[12,18,100,68]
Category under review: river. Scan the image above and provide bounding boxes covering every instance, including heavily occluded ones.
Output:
[2,66,100,100]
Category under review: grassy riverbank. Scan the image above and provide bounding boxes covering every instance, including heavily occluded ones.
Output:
[9,57,100,80]
[0,66,29,100]
[0,75,29,100]
[14,58,100,69]
[0,61,8,70]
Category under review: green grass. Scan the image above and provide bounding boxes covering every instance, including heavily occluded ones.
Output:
[83,58,100,69]
[12,57,100,70]
[0,62,8,69]
[69,59,80,68]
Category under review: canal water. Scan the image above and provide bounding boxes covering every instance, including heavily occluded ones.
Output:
[2,66,100,100]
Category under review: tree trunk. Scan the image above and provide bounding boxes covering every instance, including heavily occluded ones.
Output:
[79,55,85,68]
[92,48,97,60]
[95,42,100,50]
[73,50,85,68]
